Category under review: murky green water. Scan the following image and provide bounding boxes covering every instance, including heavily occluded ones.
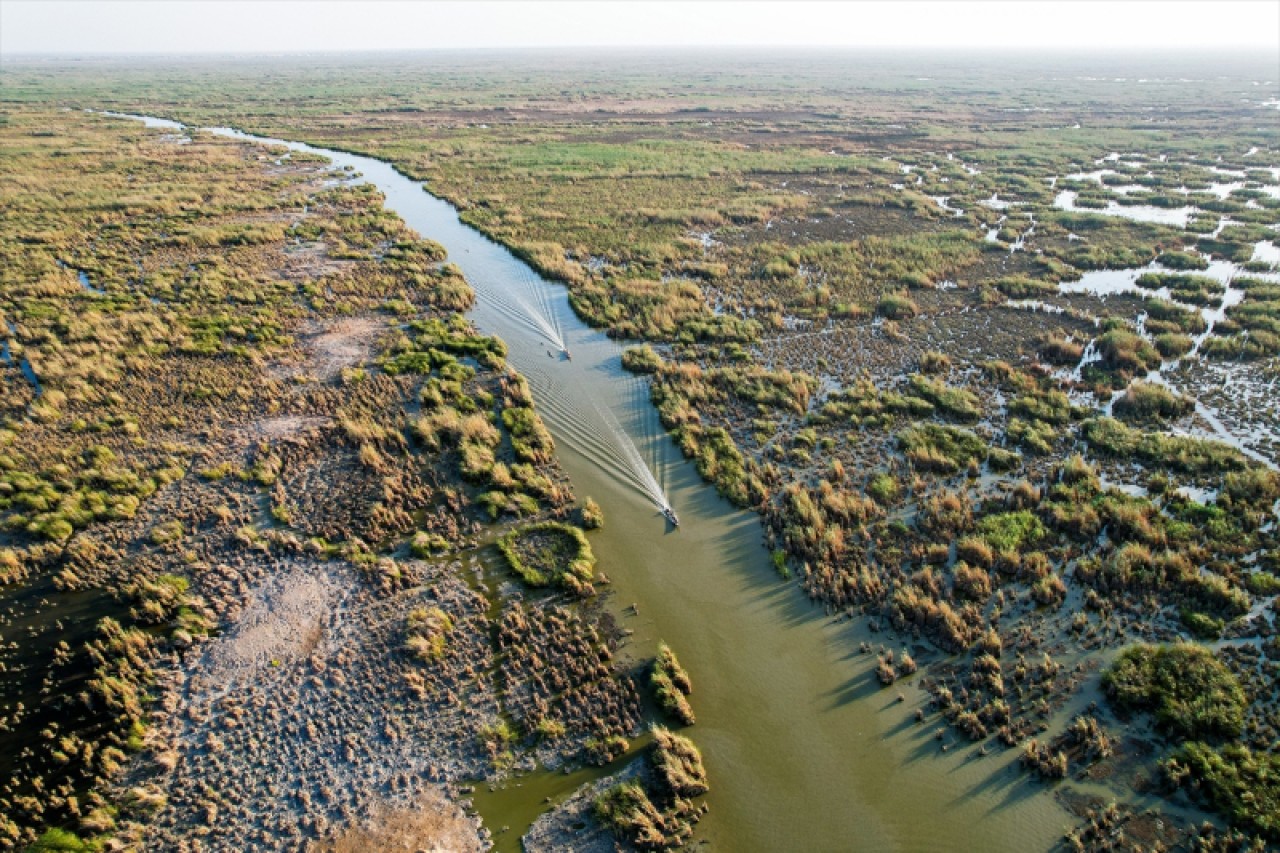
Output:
[117,113,1069,851]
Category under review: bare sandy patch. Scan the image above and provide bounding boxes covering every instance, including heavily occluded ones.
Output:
[255,414,328,440]
[270,316,383,381]
[323,789,484,853]
[308,316,382,378]
[282,240,355,282]
[198,564,340,686]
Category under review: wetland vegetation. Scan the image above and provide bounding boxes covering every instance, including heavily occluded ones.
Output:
[1,46,1278,851]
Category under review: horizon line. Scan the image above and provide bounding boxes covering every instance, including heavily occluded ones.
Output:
[5,44,1278,59]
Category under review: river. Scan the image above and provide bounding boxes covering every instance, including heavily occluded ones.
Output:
[106,112,1066,851]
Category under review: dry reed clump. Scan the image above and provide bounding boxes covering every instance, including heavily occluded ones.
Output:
[593,727,709,849]
[496,601,643,766]
[651,642,695,725]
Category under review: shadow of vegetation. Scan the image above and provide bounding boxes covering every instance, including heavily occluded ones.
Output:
[822,666,883,710]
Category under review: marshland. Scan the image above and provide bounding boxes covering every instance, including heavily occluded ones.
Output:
[1,30,1279,853]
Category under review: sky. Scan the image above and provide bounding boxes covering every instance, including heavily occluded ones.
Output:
[2,0,1278,55]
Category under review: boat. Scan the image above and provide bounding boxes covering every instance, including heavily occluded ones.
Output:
[563,347,572,360]
[663,505,679,527]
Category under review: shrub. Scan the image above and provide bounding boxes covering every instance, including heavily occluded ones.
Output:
[877,291,918,320]
[1157,250,1209,271]
[650,727,708,798]
[867,471,900,505]
[978,511,1046,554]
[580,497,605,529]
[1112,382,1192,423]
[621,344,664,374]
[651,642,695,725]
[1038,334,1084,366]
[919,350,951,373]
[404,606,453,662]
[1166,743,1279,841]
[1095,328,1161,379]
[1083,417,1245,474]
[907,374,981,421]
[994,276,1057,299]
[952,561,992,602]
[594,782,665,846]
[1179,609,1224,640]
[897,423,987,473]
[1153,333,1193,359]
[28,829,94,852]
[1102,643,1245,740]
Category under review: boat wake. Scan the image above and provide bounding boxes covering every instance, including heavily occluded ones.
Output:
[518,364,674,519]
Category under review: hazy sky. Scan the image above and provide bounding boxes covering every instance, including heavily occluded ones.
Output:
[3,1,1278,55]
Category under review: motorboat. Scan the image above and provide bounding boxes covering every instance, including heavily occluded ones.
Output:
[662,505,679,527]
[563,347,572,361]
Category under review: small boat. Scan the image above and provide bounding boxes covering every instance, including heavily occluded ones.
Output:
[663,505,680,527]
[563,347,572,361]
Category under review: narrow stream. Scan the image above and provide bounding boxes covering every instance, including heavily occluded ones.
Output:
[104,112,1066,851]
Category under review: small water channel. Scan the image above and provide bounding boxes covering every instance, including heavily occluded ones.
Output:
[104,112,1067,851]
[1056,251,1280,468]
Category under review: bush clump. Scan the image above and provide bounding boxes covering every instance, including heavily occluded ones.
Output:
[1083,417,1245,474]
[593,727,709,849]
[1165,743,1279,842]
[580,496,605,529]
[1102,643,1245,740]
[650,727,709,798]
[1112,381,1193,423]
[877,291,918,320]
[404,606,453,662]
[622,344,664,374]
[594,782,668,849]
[897,423,988,473]
[977,510,1046,554]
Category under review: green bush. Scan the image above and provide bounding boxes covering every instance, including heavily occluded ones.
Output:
[1102,643,1245,739]
[1112,382,1193,423]
[1156,250,1209,271]
[28,829,95,852]
[897,423,987,473]
[1167,743,1279,841]
[621,344,664,374]
[978,510,1046,553]
[1083,417,1245,474]
[877,291,918,320]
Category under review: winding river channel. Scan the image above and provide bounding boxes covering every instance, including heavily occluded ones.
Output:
[109,113,1066,851]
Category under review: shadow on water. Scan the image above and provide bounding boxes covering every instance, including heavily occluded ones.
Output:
[102,111,1070,852]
